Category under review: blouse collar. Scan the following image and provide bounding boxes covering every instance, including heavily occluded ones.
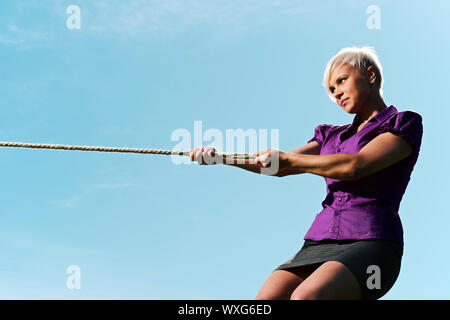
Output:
[352,105,397,126]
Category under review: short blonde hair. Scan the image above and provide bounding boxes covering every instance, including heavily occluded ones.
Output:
[323,46,384,101]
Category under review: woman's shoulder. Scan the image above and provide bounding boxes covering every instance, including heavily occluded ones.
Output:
[309,123,348,145]
[394,108,423,120]
[314,123,349,132]
[381,108,423,131]
[316,123,350,136]
[378,108,424,153]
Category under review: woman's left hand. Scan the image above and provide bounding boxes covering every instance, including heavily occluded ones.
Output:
[253,148,290,169]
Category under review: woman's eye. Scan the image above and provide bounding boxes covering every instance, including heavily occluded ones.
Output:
[339,78,346,83]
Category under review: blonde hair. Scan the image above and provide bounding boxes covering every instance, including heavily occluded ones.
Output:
[323,46,384,101]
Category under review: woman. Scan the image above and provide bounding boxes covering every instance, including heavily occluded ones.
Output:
[190,47,423,300]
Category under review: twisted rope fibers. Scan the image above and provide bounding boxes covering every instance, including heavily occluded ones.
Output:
[0,141,256,160]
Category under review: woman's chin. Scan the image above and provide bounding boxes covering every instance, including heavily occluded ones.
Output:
[341,104,353,113]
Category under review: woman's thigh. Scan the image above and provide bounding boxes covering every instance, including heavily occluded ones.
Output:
[255,265,319,300]
[290,261,362,300]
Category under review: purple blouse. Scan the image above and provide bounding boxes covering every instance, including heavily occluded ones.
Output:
[304,105,423,246]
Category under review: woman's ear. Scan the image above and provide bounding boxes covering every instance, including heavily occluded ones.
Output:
[366,65,377,85]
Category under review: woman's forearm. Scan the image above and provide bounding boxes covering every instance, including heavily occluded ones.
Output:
[227,162,304,177]
[226,152,356,180]
[285,153,357,180]
[227,162,263,175]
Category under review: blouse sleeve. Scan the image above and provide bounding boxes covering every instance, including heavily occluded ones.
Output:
[307,124,334,146]
[378,111,423,153]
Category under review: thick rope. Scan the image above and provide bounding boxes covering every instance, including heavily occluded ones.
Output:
[0,141,256,160]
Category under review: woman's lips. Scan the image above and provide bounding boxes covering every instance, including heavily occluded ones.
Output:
[341,98,349,106]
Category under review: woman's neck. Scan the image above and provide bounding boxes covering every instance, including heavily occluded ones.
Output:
[357,96,388,123]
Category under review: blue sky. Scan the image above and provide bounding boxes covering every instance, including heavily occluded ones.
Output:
[0,0,448,299]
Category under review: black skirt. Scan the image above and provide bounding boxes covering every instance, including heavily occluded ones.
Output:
[275,238,404,300]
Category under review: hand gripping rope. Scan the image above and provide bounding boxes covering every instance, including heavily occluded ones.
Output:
[0,141,256,161]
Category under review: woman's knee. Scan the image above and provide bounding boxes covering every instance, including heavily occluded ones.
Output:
[255,292,284,300]
[255,286,293,300]
[289,261,363,300]
[255,269,311,300]
[290,286,323,300]
[255,282,296,300]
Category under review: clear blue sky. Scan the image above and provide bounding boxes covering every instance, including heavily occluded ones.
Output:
[0,0,447,299]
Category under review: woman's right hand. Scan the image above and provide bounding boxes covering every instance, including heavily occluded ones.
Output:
[190,146,221,165]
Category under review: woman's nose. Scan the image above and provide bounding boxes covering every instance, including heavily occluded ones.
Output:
[334,90,343,101]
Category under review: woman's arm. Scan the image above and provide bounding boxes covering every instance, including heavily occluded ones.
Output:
[256,132,413,180]
[283,153,356,180]
[228,141,322,176]
[190,142,321,177]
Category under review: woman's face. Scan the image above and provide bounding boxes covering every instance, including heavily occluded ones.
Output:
[328,63,374,114]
